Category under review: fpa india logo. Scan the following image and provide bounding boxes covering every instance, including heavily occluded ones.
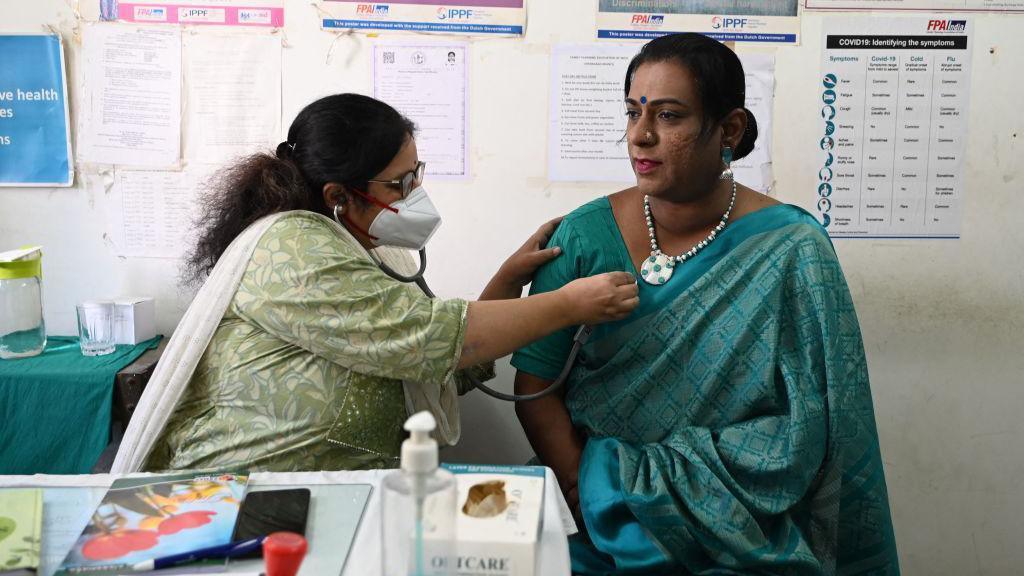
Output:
[927,20,966,31]
[630,14,664,26]
[356,4,389,16]
[133,6,167,21]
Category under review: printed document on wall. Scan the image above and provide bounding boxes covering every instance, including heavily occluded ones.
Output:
[731,53,775,194]
[817,17,972,238]
[548,44,635,183]
[79,24,181,168]
[109,170,199,258]
[549,45,775,193]
[184,34,281,165]
[373,43,468,179]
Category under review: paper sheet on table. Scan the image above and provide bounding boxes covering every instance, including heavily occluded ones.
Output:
[38,487,107,576]
[79,24,181,168]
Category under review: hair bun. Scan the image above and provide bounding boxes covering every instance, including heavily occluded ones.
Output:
[275,141,295,160]
[734,107,759,160]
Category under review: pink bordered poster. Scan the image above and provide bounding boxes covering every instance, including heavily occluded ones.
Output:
[100,0,284,27]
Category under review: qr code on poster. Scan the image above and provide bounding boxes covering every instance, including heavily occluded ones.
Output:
[383,51,395,64]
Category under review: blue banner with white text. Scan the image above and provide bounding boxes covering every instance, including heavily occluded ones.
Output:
[0,35,73,187]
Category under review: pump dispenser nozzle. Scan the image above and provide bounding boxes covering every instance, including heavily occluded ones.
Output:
[402,411,439,474]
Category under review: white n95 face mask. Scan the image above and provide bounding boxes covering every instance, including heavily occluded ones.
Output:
[367,186,442,250]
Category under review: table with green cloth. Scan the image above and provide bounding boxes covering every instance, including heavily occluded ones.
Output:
[0,335,161,474]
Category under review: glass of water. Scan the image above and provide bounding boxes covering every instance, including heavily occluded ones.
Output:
[77,301,116,357]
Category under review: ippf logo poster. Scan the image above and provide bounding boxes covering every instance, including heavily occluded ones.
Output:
[321,1,526,36]
[101,0,285,27]
[597,0,800,44]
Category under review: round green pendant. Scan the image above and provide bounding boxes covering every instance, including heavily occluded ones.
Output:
[641,252,674,286]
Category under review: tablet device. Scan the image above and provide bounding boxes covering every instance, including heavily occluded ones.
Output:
[230,488,311,558]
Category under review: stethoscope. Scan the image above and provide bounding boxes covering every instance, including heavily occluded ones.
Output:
[371,249,591,402]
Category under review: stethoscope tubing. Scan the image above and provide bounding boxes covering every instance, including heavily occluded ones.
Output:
[373,248,585,402]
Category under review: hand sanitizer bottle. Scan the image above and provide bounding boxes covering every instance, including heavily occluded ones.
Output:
[382,411,457,576]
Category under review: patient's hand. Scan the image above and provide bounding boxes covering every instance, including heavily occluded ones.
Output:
[487,217,564,298]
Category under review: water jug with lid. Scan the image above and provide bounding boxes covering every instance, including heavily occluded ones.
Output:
[0,247,46,359]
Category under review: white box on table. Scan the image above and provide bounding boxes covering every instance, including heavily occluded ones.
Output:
[441,464,546,576]
[112,297,155,345]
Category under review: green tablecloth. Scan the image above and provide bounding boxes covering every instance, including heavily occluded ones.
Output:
[0,335,161,474]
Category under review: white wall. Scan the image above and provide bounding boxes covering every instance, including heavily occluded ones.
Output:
[1,2,1022,573]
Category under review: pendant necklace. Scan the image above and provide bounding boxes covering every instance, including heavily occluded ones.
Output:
[640,178,737,286]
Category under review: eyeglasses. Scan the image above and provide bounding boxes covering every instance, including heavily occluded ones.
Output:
[367,161,426,199]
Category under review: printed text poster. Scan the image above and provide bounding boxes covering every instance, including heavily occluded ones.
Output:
[79,24,182,168]
[374,43,469,179]
[323,1,524,36]
[0,35,73,187]
[597,0,800,44]
[817,17,972,238]
[183,34,282,164]
[101,0,285,27]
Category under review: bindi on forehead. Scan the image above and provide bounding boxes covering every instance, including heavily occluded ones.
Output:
[640,96,647,104]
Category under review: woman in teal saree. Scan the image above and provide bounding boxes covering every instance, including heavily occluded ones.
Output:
[512,34,899,575]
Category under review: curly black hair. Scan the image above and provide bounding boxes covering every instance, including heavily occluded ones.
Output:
[184,94,415,285]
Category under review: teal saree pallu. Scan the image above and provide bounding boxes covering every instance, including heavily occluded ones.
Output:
[566,207,899,576]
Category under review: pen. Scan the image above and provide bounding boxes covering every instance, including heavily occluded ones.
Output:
[127,536,265,571]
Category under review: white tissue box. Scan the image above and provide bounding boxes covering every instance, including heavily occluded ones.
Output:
[112,297,155,345]
[442,464,546,576]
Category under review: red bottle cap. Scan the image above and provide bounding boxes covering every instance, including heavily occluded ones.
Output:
[263,532,308,576]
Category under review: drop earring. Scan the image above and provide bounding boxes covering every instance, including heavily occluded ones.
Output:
[719,146,734,180]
